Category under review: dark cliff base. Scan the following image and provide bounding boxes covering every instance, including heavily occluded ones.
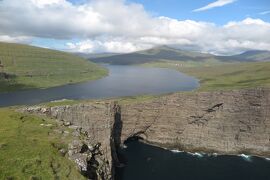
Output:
[23,88,270,179]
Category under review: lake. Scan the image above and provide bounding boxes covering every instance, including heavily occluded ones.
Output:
[0,64,199,107]
[116,140,270,180]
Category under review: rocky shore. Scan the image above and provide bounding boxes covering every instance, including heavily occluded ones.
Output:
[22,88,270,179]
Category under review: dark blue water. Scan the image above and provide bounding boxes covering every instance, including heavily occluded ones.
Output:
[0,65,199,107]
[116,141,270,180]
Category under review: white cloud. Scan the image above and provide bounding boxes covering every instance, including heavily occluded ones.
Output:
[0,35,32,43]
[66,38,151,53]
[0,0,269,55]
[193,0,236,12]
[259,11,270,15]
[30,0,66,7]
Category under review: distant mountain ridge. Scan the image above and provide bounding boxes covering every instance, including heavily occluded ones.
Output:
[88,46,270,65]
[74,52,120,59]
[221,50,270,62]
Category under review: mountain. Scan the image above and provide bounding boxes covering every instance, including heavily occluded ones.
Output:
[0,42,107,92]
[90,46,270,65]
[229,50,270,62]
[75,52,121,59]
[90,46,215,65]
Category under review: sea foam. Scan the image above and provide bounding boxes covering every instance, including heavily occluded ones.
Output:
[239,154,252,162]
[171,149,183,153]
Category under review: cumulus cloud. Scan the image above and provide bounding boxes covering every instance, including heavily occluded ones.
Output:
[193,0,236,12]
[0,0,269,55]
[0,35,32,43]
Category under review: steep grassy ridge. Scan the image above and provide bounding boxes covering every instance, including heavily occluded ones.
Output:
[0,42,107,93]
[0,108,85,179]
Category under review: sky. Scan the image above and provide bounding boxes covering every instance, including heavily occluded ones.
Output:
[0,0,270,55]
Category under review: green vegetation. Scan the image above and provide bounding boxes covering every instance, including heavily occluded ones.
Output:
[0,108,85,180]
[42,95,159,107]
[142,59,230,68]
[91,45,215,65]
[0,42,108,93]
[91,45,270,65]
[142,61,270,91]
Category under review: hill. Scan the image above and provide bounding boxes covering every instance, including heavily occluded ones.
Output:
[75,52,120,59]
[0,42,107,93]
[143,60,270,91]
[218,50,270,62]
[0,108,86,179]
[90,46,270,65]
[90,46,215,65]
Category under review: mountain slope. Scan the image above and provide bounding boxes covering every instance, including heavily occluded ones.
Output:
[0,42,107,93]
[91,46,215,65]
[91,46,270,65]
[75,52,121,59]
[230,50,270,62]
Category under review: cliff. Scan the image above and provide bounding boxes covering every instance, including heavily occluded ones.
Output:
[23,88,270,179]
[120,88,270,156]
[23,102,116,180]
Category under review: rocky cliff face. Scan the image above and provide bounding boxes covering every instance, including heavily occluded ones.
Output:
[24,102,116,180]
[23,88,270,179]
[120,88,270,157]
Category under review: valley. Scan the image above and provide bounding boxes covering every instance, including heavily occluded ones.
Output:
[0,43,270,180]
[1,1,270,179]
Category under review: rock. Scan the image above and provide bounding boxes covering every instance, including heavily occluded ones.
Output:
[41,108,49,114]
[24,88,270,180]
[80,144,89,153]
[120,88,270,157]
[63,121,72,126]
[59,148,67,156]
[0,143,7,149]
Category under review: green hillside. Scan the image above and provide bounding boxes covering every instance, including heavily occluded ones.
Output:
[91,46,216,65]
[91,46,270,65]
[218,50,270,62]
[0,108,86,179]
[143,61,270,91]
[0,42,108,93]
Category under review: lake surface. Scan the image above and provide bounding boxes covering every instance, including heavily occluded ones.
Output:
[116,141,270,180]
[0,65,199,107]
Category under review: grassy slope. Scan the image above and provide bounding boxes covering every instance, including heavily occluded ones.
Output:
[0,108,85,180]
[0,42,108,93]
[91,46,216,65]
[142,60,270,91]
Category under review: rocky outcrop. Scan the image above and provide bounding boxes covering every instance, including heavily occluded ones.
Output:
[23,102,115,180]
[23,88,270,179]
[120,88,270,157]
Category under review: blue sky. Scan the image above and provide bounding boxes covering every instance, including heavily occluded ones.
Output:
[0,0,270,54]
[67,0,270,24]
[130,0,270,24]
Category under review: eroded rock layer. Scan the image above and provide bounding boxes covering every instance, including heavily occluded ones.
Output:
[121,88,270,156]
[24,102,116,180]
[23,88,270,179]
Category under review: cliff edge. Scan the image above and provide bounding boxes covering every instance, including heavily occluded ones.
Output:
[23,88,270,179]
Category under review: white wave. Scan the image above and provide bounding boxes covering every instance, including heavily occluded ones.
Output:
[265,158,270,161]
[187,152,204,158]
[171,149,183,153]
[239,154,252,161]
[194,152,204,157]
